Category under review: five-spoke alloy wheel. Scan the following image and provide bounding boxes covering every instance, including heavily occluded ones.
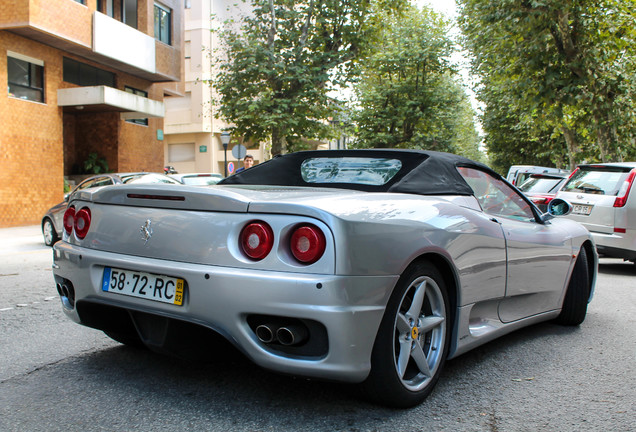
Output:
[363,261,450,408]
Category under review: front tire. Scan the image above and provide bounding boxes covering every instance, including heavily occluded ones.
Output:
[42,218,58,247]
[555,246,590,326]
[362,261,451,408]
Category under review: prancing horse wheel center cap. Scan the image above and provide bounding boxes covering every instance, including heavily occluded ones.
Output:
[411,326,419,339]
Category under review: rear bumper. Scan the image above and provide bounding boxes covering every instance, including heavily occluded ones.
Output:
[589,230,636,261]
[52,242,397,383]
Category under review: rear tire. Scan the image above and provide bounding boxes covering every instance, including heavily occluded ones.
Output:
[555,247,590,326]
[361,261,451,408]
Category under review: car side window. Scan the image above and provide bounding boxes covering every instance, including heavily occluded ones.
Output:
[92,177,115,187]
[76,179,98,191]
[76,177,113,191]
[457,167,536,222]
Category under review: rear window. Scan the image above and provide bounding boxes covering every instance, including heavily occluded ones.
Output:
[300,157,402,186]
[518,176,565,194]
[562,167,631,196]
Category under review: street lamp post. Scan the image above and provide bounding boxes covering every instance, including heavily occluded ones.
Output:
[220,132,231,177]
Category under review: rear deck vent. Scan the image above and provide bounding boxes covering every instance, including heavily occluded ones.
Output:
[127,194,185,201]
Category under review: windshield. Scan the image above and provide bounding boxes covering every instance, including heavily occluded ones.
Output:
[301,157,402,186]
[562,167,630,196]
[518,176,565,194]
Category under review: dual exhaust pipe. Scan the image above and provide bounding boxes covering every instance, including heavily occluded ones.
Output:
[56,281,75,309]
[255,322,308,346]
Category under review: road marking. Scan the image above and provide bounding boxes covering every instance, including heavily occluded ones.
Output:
[0,307,14,312]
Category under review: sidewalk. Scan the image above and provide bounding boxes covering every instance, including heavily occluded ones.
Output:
[0,225,47,255]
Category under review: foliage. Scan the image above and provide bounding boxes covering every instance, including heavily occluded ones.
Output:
[451,96,487,164]
[458,0,636,170]
[212,0,409,156]
[350,5,484,162]
[82,152,109,174]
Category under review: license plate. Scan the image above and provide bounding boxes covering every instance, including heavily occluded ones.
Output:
[102,267,184,306]
[572,204,592,215]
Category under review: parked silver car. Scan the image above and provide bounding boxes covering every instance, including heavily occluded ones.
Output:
[169,172,224,185]
[42,173,181,246]
[555,162,636,263]
[52,150,596,407]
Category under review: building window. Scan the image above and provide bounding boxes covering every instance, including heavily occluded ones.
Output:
[125,86,149,126]
[97,0,114,17]
[63,57,115,87]
[168,143,196,163]
[73,0,86,4]
[154,3,172,45]
[122,0,138,29]
[7,54,44,103]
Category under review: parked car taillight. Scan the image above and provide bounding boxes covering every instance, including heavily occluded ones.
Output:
[240,221,274,260]
[74,207,92,239]
[614,169,636,208]
[290,224,326,264]
[531,196,550,205]
[63,206,75,235]
[565,167,579,182]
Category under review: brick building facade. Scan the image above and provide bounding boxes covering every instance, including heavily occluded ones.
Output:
[0,0,183,227]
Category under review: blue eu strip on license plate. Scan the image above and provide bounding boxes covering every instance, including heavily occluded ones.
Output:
[102,267,184,306]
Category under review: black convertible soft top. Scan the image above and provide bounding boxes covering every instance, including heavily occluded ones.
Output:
[220,149,499,196]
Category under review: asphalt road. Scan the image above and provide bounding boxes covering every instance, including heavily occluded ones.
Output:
[0,225,634,431]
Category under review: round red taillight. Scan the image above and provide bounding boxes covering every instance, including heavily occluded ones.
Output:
[240,221,274,260]
[290,224,326,264]
[63,206,76,235]
[74,207,91,239]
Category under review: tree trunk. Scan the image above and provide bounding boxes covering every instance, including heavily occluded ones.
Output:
[562,125,579,169]
[593,113,609,163]
[271,128,288,156]
[271,128,282,156]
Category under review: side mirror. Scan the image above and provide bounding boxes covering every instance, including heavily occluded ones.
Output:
[538,198,572,224]
[547,198,573,216]
[63,193,70,203]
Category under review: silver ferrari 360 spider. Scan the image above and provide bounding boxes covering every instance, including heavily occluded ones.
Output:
[52,149,596,407]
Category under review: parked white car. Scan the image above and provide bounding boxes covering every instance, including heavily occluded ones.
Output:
[506,165,569,186]
[555,162,636,263]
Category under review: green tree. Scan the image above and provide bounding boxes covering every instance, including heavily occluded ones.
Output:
[458,0,636,169]
[351,6,483,159]
[212,0,409,156]
[478,77,569,173]
[452,96,487,164]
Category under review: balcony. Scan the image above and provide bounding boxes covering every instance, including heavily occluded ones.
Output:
[93,12,156,76]
[58,86,165,119]
[1,1,181,82]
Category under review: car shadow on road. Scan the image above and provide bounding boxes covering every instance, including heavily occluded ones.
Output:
[597,259,636,276]
[6,313,602,431]
[67,318,582,409]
